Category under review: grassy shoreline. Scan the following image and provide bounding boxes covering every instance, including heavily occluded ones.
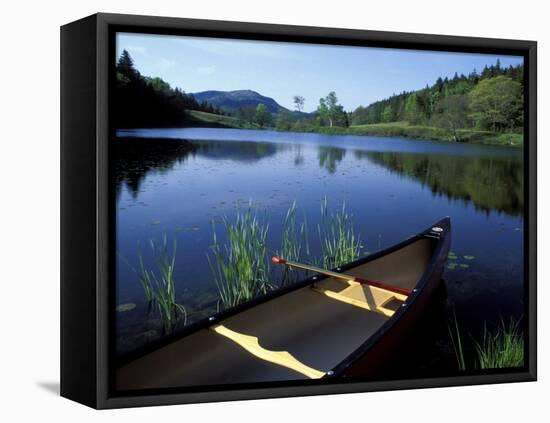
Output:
[287,121,523,146]
[186,110,523,146]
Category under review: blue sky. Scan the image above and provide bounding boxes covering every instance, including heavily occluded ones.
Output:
[117,33,523,113]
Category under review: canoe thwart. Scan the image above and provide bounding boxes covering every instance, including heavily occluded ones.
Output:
[310,284,402,317]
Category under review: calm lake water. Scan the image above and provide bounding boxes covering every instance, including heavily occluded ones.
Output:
[115,128,524,377]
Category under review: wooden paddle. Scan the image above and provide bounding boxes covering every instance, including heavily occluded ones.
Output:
[271,256,412,296]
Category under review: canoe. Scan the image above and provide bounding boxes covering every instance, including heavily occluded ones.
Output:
[117,217,451,390]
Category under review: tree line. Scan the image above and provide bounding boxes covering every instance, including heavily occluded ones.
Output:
[114,50,224,128]
[272,61,524,139]
[351,61,524,133]
[114,49,524,138]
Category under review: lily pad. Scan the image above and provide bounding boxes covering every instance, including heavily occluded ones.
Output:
[116,303,136,313]
[463,255,475,260]
[459,264,470,269]
[151,220,161,225]
[447,263,458,270]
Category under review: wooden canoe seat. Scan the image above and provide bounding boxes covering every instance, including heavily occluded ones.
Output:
[211,324,325,379]
[311,279,407,317]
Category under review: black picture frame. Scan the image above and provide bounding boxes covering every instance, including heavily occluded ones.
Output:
[60,12,537,409]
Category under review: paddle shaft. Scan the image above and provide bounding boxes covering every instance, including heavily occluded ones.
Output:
[272,257,412,296]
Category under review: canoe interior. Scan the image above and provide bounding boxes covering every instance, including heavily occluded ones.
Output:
[117,237,436,390]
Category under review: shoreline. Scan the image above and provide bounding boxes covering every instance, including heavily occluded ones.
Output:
[182,110,523,147]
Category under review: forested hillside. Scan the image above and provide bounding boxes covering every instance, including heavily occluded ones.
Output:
[351,61,524,137]
[114,50,225,128]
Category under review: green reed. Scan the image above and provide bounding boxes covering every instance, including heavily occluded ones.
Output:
[317,197,361,269]
[448,312,524,371]
[277,201,310,285]
[137,236,186,334]
[473,317,524,369]
[208,203,271,309]
[448,309,467,371]
[208,198,363,309]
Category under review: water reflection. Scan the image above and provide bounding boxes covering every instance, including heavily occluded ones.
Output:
[318,145,346,174]
[115,137,199,198]
[116,137,523,217]
[358,151,524,216]
[116,137,279,198]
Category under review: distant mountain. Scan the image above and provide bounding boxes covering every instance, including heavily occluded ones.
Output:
[191,90,287,115]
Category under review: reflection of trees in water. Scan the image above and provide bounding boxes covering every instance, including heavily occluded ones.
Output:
[115,137,280,198]
[357,150,524,216]
[293,145,304,166]
[195,140,278,162]
[318,146,346,174]
[115,137,199,199]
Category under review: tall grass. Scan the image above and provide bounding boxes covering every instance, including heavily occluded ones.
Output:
[208,198,363,309]
[136,236,186,334]
[448,312,524,371]
[208,203,271,309]
[318,197,361,269]
[277,201,310,285]
[473,317,524,369]
[448,309,467,371]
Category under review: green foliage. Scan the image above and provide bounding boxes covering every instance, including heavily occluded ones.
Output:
[137,236,187,334]
[448,310,467,371]
[209,199,363,308]
[293,95,305,112]
[350,62,524,139]
[474,318,524,369]
[317,197,361,269]
[208,204,271,309]
[317,91,347,127]
[430,94,470,140]
[404,93,421,124]
[381,105,394,123]
[254,103,271,128]
[448,313,524,371]
[469,76,523,132]
[275,110,294,130]
[277,202,310,285]
[114,50,223,128]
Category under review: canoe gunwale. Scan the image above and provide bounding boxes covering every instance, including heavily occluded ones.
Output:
[116,218,451,370]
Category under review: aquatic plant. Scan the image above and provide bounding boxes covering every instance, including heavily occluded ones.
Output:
[473,317,524,369]
[209,203,271,309]
[448,309,467,371]
[448,312,524,371]
[317,197,361,269]
[116,303,136,313]
[277,201,310,285]
[137,236,187,333]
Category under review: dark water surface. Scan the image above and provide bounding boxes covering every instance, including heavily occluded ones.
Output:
[115,128,524,378]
